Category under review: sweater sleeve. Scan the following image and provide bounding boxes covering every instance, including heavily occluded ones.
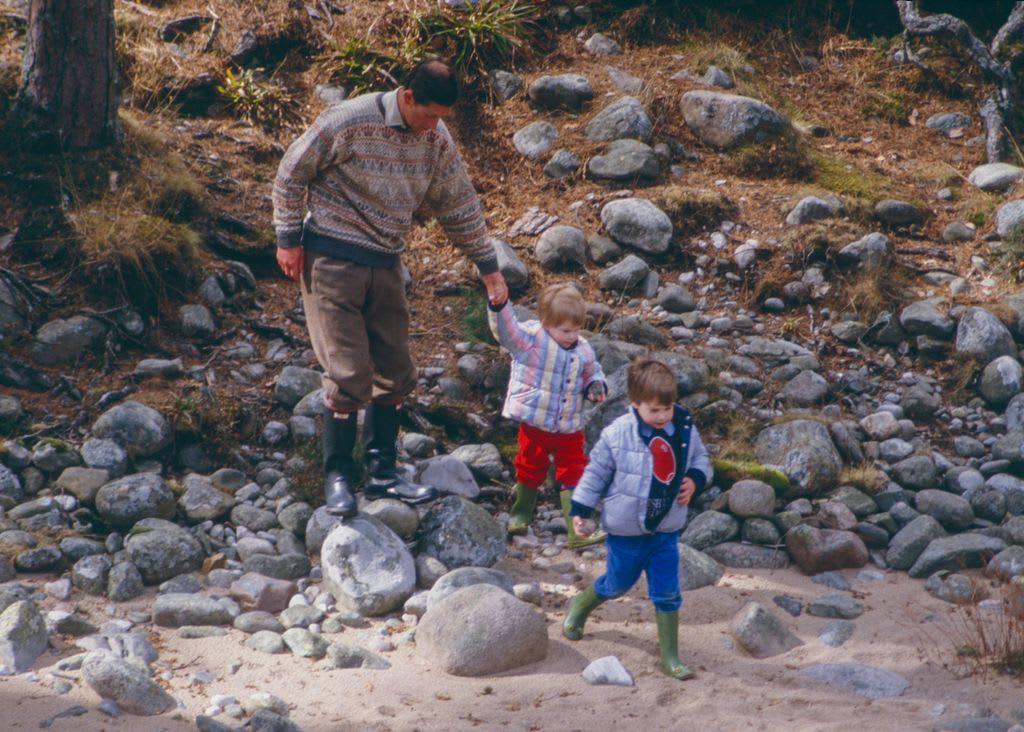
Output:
[487,300,535,359]
[579,341,606,390]
[420,123,497,274]
[272,111,345,249]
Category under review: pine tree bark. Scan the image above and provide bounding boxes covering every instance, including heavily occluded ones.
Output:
[19,0,118,150]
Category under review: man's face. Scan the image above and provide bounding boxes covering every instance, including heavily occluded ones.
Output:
[399,88,453,132]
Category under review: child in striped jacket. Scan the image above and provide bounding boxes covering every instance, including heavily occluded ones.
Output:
[488,283,607,548]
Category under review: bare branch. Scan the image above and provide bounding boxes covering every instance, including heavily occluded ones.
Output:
[992,2,1024,58]
[896,0,1010,83]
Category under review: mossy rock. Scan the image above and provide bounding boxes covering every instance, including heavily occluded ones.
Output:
[711,458,790,494]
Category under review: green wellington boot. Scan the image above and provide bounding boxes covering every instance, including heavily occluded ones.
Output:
[560,489,606,550]
[656,610,695,680]
[507,483,538,536]
[562,585,604,640]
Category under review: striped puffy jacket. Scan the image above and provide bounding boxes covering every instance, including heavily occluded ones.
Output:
[488,301,605,434]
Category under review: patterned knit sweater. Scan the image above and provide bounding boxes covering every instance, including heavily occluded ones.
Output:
[272,90,497,273]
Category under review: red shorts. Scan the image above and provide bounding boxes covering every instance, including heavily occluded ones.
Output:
[514,422,587,489]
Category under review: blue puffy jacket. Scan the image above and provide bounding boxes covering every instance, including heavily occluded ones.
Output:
[572,406,712,536]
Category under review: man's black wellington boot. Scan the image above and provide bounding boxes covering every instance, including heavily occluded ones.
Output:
[322,408,358,518]
[363,403,438,504]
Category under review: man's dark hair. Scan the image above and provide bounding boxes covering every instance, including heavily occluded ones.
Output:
[405,58,459,106]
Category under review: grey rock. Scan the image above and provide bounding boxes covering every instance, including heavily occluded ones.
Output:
[681,510,739,550]
[124,518,205,584]
[107,561,144,601]
[152,593,240,627]
[968,162,1024,192]
[780,370,829,407]
[677,542,725,592]
[909,534,1008,578]
[273,366,322,409]
[527,74,593,111]
[886,515,947,570]
[728,480,775,518]
[599,254,650,292]
[754,420,842,498]
[704,542,790,569]
[489,69,522,101]
[915,490,974,531]
[927,111,971,133]
[361,498,419,539]
[0,600,47,673]
[680,91,788,150]
[91,401,172,457]
[512,121,558,160]
[600,198,672,254]
[179,303,215,338]
[95,473,176,528]
[585,96,652,142]
[702,65,734,88]
[996,199,1024,239]
[836,232,890,268]
[282,627,328,658]
[587,139,660,181]
[583,33,621,55]
[900,298,954,339]
[418,496,506,569]
[543,149,582,179]
[891,455,939,491]
[981,356,1023,407]
[807,592,864,619]
[956,307,1016,364]
[81,653,175,715]
[72,555,112,595]
[417,455,480,499]
[785,525,868,574]
[321,515,416,616]
[818,619,855,647]
[324,642,391,670]
[31,316,106,366]
[493,238,530,290]
[729,601,803,658]
[785,195,842,226]
[582,655,633,686]
[535,224,587,270]
[428,566,514,609]
[417,584,547,676]
[799,662,909,699]
[874,199,923,227]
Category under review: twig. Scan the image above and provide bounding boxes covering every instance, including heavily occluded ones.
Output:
[896,246,954,260]
[201,3,220,53]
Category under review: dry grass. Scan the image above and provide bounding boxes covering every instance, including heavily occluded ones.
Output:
[655,185,739,238]
[943,577,1024,680]
[833,262,909,322]
[840,462,883,494]
[723,129,815,182]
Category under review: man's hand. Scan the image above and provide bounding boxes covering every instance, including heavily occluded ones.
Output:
[677,477,696,506]
[277,246,304,281]
[480,271,508,306]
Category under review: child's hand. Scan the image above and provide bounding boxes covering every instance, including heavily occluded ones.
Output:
[572,515,594,536]
[586,382,606,403]
[677,477,696,506]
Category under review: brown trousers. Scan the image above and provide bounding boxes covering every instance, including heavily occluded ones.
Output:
[301,253,417,413]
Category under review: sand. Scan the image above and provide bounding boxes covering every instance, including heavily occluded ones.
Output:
[0,555,1019,732]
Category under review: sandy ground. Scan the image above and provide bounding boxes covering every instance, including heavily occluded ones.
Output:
[0,554,1019,732]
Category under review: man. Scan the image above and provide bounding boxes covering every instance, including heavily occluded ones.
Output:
[273,58,507,518]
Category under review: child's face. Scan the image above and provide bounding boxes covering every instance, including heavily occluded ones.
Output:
[632,400,674,430]
[544,320,581,349]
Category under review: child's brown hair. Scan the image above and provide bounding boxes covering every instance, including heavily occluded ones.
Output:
[627,358,677,406]
[537,283,585,328]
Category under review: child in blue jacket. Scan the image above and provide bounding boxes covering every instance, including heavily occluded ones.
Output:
[563,357,712,680]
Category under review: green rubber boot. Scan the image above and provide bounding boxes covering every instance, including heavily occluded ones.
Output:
[656,610,695,680]
[560,489,606,550]
[562,585,604,641]
[507,482,538,536]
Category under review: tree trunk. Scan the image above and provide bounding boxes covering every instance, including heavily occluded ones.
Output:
[19,0,118,150]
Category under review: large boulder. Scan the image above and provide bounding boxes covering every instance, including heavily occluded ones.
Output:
[418,496,505,569]
[0,600,47,673]
[320,515,416,616]
[679,91,788,150]
[908,534,1008,578]
[82,653,176,715]
[785,525,868,575]
[584,96,653,142]
[599,198,672,255]
[91,401,172,457]
[31,315,106,366]
[754,420,842,497]
[124,518,205,584]
[728,601,803,658]
[95,473,176,528]
[955,307,1016,364]
[417,584,547,676]
[527,74,593,111]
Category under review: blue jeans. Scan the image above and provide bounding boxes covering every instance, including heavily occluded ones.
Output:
[594,531,681,612]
